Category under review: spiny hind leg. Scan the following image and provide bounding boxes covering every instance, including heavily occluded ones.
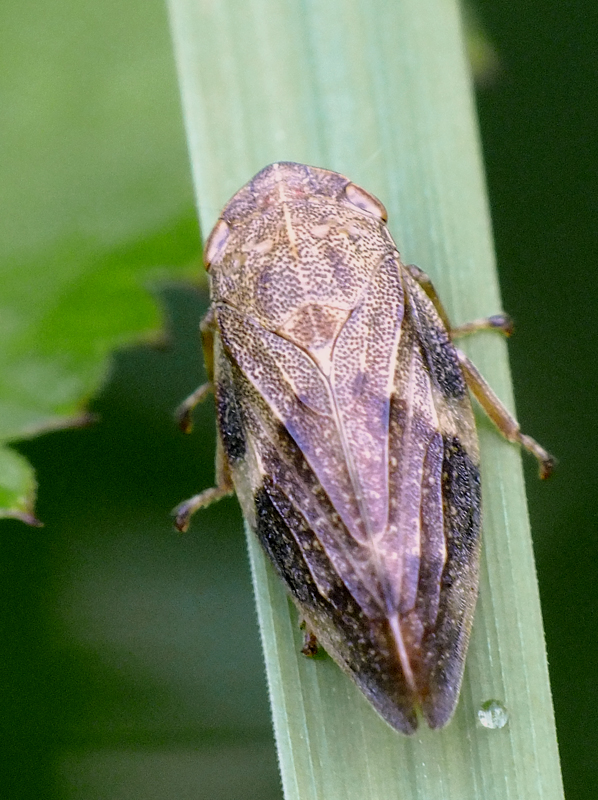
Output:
[457,350,555,479]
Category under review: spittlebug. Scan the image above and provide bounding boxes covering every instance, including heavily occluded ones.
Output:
[174,162,553,734]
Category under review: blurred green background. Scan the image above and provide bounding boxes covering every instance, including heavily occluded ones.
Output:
[1,1,596,798]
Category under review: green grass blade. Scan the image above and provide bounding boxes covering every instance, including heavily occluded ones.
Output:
[166,1,564,797]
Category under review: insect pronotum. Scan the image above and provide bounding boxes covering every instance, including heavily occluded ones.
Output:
[174,162,553,735]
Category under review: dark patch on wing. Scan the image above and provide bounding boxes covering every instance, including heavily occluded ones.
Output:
[215,357,246,463]
[441,436,482,566]
[253,480,418,734]
[420,435,482,729]
[407,289,467,400]
[254,481,320,605]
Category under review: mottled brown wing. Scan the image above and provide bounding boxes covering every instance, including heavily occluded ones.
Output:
[214,299,395,618]
[213,257,481,732]
[390,269,482,729]
[213,306,420,734]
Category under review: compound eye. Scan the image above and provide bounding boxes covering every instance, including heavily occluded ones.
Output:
[203,218,231,270]
[342,182,387,221]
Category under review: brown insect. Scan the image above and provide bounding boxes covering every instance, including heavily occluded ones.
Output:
[174,162,553,734]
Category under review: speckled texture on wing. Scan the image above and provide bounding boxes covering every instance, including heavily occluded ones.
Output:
[392,270,481,728]
[208,163,482,732]
[213,333,419,734]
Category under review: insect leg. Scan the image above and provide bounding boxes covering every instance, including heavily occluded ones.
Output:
[173,306,234,531]
[404,263,452,329]
[299,618,320,657]
[175,308,217,433]
[173,436,235,532]
[175,383,212,433]
[405,263,514,338]
[457,350,555,479]
[451,314,514,338]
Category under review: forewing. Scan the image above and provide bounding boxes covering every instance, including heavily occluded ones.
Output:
[398,270,482,728]
[329,253,481,725]
[330,253,404,542]
[213,334,419,734]
[215,303,384,617]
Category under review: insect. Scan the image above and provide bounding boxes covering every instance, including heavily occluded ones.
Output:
[174,162,553,735]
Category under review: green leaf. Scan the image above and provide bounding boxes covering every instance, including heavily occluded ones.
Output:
[0,446,40,524]
[167,0,564,798]
[0,0,201,520]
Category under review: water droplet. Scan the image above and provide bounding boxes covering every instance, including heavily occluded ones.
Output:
[477,699,508,729]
